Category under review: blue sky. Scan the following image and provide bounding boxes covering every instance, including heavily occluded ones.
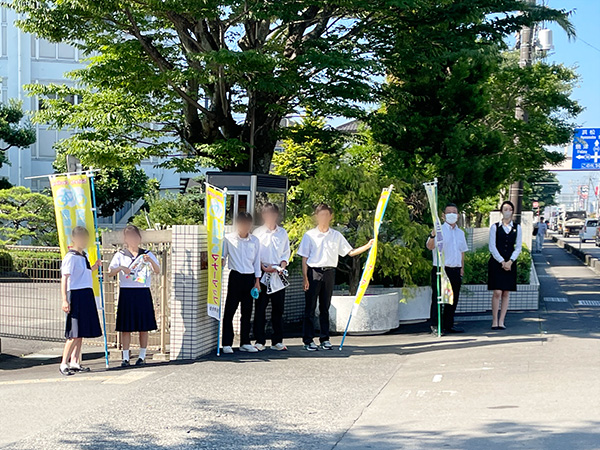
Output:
[540,0,600,199]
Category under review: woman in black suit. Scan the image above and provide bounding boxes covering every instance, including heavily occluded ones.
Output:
[488,201,522,330]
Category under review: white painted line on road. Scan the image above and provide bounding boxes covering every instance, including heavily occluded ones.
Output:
[577,300,600,306]
[432,374,443,383]
[101,371,154,385]
[544,297,569,303]
[22,353,62,359]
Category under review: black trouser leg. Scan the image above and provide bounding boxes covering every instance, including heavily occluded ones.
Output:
[253,284,269,345]
[270,288,286,346]
[303,269,320,345]
[443,267,462,331]
[239,294,254,346]
[222,271,254,347]
[318,269,335,343]
[429,267,440,328]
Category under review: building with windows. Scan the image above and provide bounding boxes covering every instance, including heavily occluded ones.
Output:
[0,8,192,227]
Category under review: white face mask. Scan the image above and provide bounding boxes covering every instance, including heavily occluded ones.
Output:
[445,213,458,225]
[503,210,513,219]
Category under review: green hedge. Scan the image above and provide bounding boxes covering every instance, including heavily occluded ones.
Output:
[0,249,62,278]
[462,246,531,285]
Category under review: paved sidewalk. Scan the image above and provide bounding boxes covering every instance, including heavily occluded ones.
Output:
[1,240,599,450]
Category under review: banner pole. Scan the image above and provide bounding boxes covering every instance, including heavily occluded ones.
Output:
[89,172,110,368]
[435,182,442,338]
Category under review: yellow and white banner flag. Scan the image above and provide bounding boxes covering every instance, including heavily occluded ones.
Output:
[351,185,394,316]
[424,182,454,305]
[50,174,100,299]
[205,184,226,320]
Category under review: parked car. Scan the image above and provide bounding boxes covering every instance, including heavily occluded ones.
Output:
[596,227,600,247]
[579,219,598,243]
[562,211,587,237]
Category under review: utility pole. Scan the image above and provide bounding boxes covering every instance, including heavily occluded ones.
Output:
[509,0,536,224]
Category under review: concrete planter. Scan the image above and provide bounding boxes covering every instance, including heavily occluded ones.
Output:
[328,289,400,335]
[456,264,540,313]
[398,286,432,324]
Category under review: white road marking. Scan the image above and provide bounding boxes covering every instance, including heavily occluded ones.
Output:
[102,371,154,385]
[578,300,600,306]
[432,374,443,383]
[544,297,569,303]
[0,371,154,386]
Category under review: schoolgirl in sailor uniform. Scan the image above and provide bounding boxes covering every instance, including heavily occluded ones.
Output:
[59,226,102,376]
[108,225,160,367]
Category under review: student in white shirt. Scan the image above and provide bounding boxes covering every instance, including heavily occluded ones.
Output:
[222,212,262,354]
[253,203,291,351]
[59,226,102,376]
[488,201,523,330]
[108,225,160,367]
[297,203,373,351]
[426,203,469,335]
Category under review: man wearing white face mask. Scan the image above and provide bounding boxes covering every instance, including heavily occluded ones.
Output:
[426,203,469,334]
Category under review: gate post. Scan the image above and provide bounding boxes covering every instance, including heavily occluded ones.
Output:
[170,225,218,360]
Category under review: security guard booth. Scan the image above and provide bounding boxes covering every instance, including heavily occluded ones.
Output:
[205,172,288,224]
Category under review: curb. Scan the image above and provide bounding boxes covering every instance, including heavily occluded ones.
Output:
[551,235,600,276]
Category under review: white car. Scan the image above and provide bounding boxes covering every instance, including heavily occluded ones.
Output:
[579,219,598,243]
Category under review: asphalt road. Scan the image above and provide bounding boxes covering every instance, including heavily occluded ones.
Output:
[550,232,600,259]
[1,240,599,450]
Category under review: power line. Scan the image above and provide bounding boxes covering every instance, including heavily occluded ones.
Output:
[577,37,600,54]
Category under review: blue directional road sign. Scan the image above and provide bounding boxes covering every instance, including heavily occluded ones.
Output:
[572,128,600,170]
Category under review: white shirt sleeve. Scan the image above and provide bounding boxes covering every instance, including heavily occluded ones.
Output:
[222,237,229,264]
[459,230,469,253]
[147,251,160,269]
[108,252,121,270]
[280,231,291,264]
[297,233,311,258]
[510,225,523,261]
[252,237,261,278]
[489,223,504,263]
[338,234,353,257]
[61,254,74,276]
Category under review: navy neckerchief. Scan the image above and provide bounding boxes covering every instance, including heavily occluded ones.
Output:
[68,249,91,270]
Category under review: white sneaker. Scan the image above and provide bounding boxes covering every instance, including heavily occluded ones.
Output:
[222,346,234,354]
[254,343,266,352]
[270,343,287,351]
[239,344,259,353]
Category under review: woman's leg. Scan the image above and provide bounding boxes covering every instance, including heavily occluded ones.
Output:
[491,290,502,327]
[69,338,83,364]
[499,291,510,327]
[121,331,132,361]
[61,339,77,365]
[139,331,149,360]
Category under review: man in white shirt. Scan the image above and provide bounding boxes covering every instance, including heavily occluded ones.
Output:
[222,212,262,354]
[253,203,291,351]
[297,203,373,351]
[426,203,469,335]
[534,217,548,253]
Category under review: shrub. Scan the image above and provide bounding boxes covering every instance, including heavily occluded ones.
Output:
[0,248,62,278]
[463,246,531,285]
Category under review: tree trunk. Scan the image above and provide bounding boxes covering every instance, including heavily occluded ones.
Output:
[348,256,362,296]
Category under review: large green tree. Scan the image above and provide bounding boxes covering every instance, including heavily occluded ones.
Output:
[11,0,381,175]
[367,1,576,217]
[0,187,57,245]
[0,99,36,168]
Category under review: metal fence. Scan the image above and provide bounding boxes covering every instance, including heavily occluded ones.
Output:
[0,244,171,353]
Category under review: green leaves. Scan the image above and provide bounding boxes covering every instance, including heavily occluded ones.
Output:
[0,187,57,245]
[0,100,36,159]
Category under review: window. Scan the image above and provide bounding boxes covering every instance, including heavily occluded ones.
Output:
[1,7,7,57]
[30,178,50,193]
[32,36,79,61]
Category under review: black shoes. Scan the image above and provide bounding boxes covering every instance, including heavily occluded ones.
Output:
[121,360,130,368]
[59,366,73,376]
[446,327,465,334]
[135,358,145,366]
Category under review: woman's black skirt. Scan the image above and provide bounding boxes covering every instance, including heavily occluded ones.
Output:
[65,288,102,339]
[115,288,157,332]
[487,257,518,292]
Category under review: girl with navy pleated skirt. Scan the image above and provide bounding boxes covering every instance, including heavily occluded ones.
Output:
[59,226,102,376]
[108,225,160,367]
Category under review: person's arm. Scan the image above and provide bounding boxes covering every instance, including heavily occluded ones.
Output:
[489,224,504,263]
[61,274,70,313]
[426,229,436,251]
[348,239,375,257]
[460,230,468,276]
[302,256,309,291]
[280,232,291,270]
[253,239,262,287]
[221,238,228,268]
[461,252,465,277]
[107,254,130,277]
[143,252,161,274]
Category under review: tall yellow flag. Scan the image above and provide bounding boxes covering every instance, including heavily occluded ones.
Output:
[205,184,226,320]
[50,174,100,299]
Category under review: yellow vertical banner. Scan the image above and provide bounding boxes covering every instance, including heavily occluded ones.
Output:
[206,184,226,320]
[50,174,100,299]
[351,185,394,314]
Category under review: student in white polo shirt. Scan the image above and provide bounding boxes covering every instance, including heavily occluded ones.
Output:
[426,202,468,335]
[297,203,374,351]
[222,212,262,354]
[253,203,291,351]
